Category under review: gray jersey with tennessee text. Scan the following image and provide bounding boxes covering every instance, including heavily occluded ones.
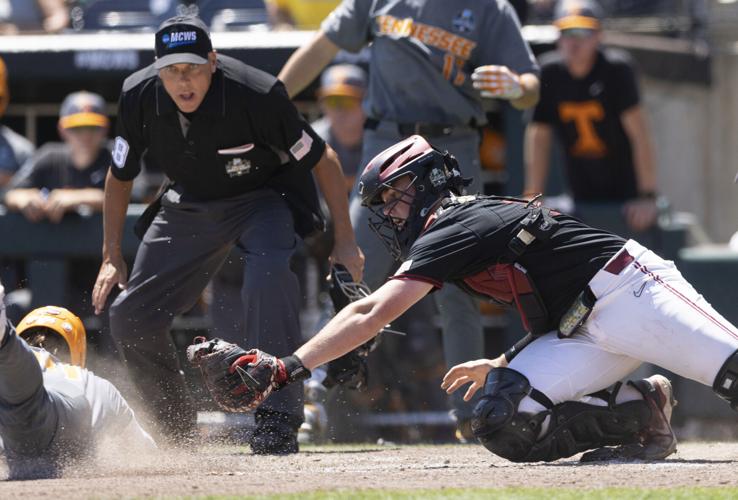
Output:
[322,0,538,125]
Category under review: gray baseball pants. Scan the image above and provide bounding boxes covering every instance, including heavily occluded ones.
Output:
[109,187,304,436]
[354,123,485,420]
[0,330,91,478]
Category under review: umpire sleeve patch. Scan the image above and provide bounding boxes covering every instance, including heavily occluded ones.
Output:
[289,130,314,161]
[113,136,130,168]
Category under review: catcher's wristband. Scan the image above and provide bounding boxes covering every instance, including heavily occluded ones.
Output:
[281,354,312,385]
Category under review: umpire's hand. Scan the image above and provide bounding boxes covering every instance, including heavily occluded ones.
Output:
[93,254,128,314]
[330,239,365,283]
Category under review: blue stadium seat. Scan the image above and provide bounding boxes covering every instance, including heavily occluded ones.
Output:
[71,0,180,31]
[185,0,269,30]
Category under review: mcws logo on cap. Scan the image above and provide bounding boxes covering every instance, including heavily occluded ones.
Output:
[163,31,198,48]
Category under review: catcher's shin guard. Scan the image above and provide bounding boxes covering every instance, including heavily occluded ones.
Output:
[472,368,652,462]
[714,349,738,410]
[470,368,547,461]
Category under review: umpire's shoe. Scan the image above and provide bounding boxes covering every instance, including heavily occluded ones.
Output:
[251,409,300,455]
[581,375,677,462]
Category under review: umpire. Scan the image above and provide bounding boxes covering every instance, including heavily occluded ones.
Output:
[92,15,363,454]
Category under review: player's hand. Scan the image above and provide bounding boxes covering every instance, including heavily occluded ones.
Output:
[21,198,47,223]
[92,254,128,314]
[623,197,658,232]
[471,65,523,100]
[330,240,365,282]
[441,358,503,402]
[44,190,73,224]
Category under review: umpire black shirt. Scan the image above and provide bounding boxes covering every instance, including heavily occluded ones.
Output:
[111,55,327,233]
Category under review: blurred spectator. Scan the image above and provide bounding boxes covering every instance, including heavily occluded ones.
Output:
[0,57,34,188]
[0,0,69,34]
[3,91,110,334]
[311,64,366,193]
[265,0,339,30]
[524,0,659,233]
[5,91,108,223]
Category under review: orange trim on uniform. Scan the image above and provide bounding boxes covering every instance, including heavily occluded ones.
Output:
[59,112,109,129]
[554,16,600,31]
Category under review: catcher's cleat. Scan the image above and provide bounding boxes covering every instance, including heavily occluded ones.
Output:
[581,375,677,462]
[250,409,300,455]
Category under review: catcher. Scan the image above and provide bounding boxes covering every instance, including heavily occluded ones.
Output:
[188,135,738,462]
[0,281,155,480]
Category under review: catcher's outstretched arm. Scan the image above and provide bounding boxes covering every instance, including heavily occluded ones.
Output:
[296,278,433,370]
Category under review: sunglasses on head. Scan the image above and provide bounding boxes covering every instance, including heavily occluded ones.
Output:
[321,95,361,110]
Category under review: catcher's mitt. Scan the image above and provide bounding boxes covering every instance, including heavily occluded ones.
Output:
[187,337,310,412]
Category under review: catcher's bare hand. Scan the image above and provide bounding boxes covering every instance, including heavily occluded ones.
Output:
[93,254,128,314]
[441,358,501,402]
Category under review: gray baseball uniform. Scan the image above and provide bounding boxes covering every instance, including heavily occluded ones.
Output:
[0,285,155,480]
[321,0,539,420]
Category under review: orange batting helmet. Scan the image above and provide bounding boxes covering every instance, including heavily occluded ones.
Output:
[17,306,87,367]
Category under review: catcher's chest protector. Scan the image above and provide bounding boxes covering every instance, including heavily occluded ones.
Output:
[462,263,548,335]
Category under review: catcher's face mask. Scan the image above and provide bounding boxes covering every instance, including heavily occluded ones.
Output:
[358,135,467,260]
[17,306,87,367]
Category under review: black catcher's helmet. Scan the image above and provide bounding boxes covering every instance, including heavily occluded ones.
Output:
[357,135,468,260]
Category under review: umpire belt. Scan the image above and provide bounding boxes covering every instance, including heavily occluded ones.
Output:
[364,118,473,138]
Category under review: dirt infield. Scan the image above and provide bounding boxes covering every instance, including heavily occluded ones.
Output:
[2,442,738,498]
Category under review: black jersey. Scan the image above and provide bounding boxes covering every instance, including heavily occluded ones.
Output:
[111,55,327,235]
[532,48,640,201]
[391,196,626,331]
[9,143,109,190]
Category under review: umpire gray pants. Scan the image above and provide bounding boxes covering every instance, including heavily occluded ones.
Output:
[354,123,484,420]
[110,187,304,435]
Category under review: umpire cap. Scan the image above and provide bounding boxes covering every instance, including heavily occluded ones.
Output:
[154,15,213,69]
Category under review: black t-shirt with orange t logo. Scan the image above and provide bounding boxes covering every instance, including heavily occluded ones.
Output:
[533,48,640,201]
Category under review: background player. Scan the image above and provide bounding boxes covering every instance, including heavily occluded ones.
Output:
[524,0,659,232]
[0,280,155,480]
[188,135,738,463]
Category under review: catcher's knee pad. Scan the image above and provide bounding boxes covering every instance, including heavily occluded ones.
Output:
[713,349,738,410]
[471,368,548,462]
